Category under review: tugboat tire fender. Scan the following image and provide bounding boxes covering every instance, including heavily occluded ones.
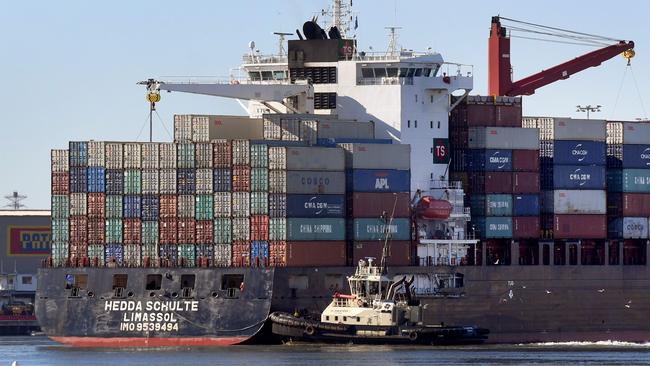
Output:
[305,325,315,335]
[408,331,418,341]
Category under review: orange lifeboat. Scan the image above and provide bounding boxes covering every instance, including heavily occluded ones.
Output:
[416,196,453,220]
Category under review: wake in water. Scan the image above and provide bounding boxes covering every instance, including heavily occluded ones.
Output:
[523,340,650,348]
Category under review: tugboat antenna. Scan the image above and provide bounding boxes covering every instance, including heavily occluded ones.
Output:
[380,194,399,274]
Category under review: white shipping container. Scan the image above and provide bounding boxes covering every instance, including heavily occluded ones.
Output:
[214,244,232,267]
[159,170,177,194]
[213,192,232,218]
[282,118,301,141]
[158,143,177,169]
[623,122,650,144]
[141,143,160,169]
[264,116,282,140]
[105,143,123,169]
[196,169,213,194]
[269,170,287,193]
[553,118,606,141]
[553,190,606,215]
[621,217,649,239]
[87,141,105,166]
[232,140,250,165]
[269,147,287,170]
[195,143,213,168]
[177,195,195,218]
[232,192,250,218]
[192,115,210,143]
[174,115,192,142]
[51,150,69,172]
[285,147,345,171]
[468,127,540,150]
[69,193,87,215]
[123,143,142,169]
[141,170,159,194]
[232,218,250,241]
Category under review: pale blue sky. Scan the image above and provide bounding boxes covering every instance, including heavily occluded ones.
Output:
[1,0,648,209]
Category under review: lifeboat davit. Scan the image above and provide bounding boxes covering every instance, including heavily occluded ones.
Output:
[417,196,453,220]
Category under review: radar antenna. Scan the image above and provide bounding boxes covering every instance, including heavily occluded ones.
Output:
[4,191,27,210]
[385,26,402,57]
[273,32,293,57]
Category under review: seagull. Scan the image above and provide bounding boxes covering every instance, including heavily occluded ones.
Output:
[597,289,605,293]
[625,304,631,309]
[545,290,552,294]
[522,286,527,289]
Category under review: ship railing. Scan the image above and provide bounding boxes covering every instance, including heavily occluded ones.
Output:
[242,54,289,64]
[440,62,473,78]
[356,76,413,86]
[333,298,357,307]
[350,50,435,61]
[430,180,464,190]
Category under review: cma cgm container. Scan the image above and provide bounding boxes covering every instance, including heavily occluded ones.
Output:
[465,149,513,171]
[553,140,606,165]
[621,145,650,168]
[286,194,345,217]
[347,169,410,193]
[552,165,606,189]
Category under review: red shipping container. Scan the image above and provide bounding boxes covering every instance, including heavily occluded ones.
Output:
[554,215,606,239]
[69,216,88,244]
[352,241,411,266]
[159,219,178,244]
[269,240,287,267]
[486,172,513,194]
[250,215,269,241]
[512,150,540,172]
[513,172,539,193]
[623,193,650,216]
[466,104,496,127]
[232,165,250,192]
[196,220,214,244]
[87,219,105,244]
[178,218,196,243]
[69,242,88,262]
[285,241,346,267]
[160,195,178,218]
[231,240,250,267]
[350,192,411,218]
[123,218,142,244]
[52,172,69,195]
[87,193,105,219]
[212,140,232,168]
[495,105,522,127]
[512,216,540,239]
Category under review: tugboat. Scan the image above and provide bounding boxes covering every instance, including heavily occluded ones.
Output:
[269,214,489,345]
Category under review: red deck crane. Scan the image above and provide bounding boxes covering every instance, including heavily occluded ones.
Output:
[488,16,635,97]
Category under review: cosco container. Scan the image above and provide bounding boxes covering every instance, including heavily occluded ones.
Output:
[553,190,606,214]
[232,192,250,217]
[141,143,159,169]
[622,169,650,192]
[195,220,213,244]
[472,217,513,238]
[232,218,250,241]
[105,169,123,194]
[513,194,540,216]
[195,195,213,220]
[512,150,540,172]
[552,165,606,189]
[554,215,606,239]
[177,143,195,169]
[51,149,69,173]
[105,244,124,266]
[353,218,410,241]
[159,143,177,169]
[608,217,649,239]
[213,169,232,192]
[177,195,195,218]
[105,195,123,218]
[212,139,232,168]
[213,218,232,244]
[466,149,512,172]
[285,171,345,194]
[553,140,606,165]
[622,193,650,216]
[195,143,213,168]
[69,141,88,167]
[622,144,650,168]
[352,241,411,266]
[553,118,607,141]
[123,169,141,194]
[512,216,540,238]
[348,169,410,193]
[316,120,375,139]
[123,143,142,169]
[468,127,539,150]
[196,169,213,194]
[177,169,196,195]
[269,194,287,217]
[349,192,411,218]
[105,143,123,169]
[286,194,345,218]
[213,192,232,218]
[70,193,87,216]
[251,192,269,215]
[341,143,410,170]
[623,122,650,144]
[141,170,159,194]
[69,167,88,193]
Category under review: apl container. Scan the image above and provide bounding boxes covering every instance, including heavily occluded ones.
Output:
[513,194,540,216]
[287,218,346,241]
[622,145,650,168]
[553,140,606,165]
[286,194,345,218]
[485,194,513,216]
[608,217,649,239]
[349,192,411,218]
[552,165,606,189]
[348,169,410,193]
[554,215,606,239]
[553,190,606,214]
[286,171,346,194]
[622,169,650,192]
[353,218,410,241]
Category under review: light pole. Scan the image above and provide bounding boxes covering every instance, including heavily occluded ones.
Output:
[576,105,601,119]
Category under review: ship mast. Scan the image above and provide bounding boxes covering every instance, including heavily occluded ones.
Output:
[320,0,354,38]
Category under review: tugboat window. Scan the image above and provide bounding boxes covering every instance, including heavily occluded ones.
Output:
[221,274,244,290]
[145,274,162,290]
[181,274,196,289]
[112,274,128,290]
[65,274,88,290]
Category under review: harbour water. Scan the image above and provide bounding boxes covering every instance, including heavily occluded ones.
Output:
[1,337,649,366]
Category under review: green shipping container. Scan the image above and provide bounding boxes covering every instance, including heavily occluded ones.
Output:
[251,192,269,215]
[141,221,159,244]
[213,218,232,244]
[105,218,123,243]
[269,218,287,240]
[177,143,196,169]
[251,168,269,191]
[123,170,142,194]
[250,144,269,168]
[623,169,650,193]
[51,195,69,219]
[51,219,69,243]
[106,195,123,218]
[287,218,346,241]
[353,218,410,241]
[51,242,69,266]
[474,217,513,238]
[195,195,214,220]
[485,194,513,216]
[88,244,105,265]
[142,244,160,263]
[178,244,196,267]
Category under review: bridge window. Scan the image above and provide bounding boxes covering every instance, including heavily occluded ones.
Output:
[374,68,387,77]
[406,68,416,77]
[145,274,162,290]
[414,68,423,77]
[248,72,261,81]
[423,68,432,77]
[361,68,374,78]
[386,68,398,77]
[314,93,336,109]
[399,68,408,77]
[261,71,273,81]
[273,70,286,80]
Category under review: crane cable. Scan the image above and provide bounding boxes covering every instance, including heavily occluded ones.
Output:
[499,16,622,43]
[610,64,648,120]
[629,66,648,119]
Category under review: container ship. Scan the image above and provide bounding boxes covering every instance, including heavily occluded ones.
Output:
[36,1,649,346]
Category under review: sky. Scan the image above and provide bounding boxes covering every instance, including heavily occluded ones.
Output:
[1,0,648,209]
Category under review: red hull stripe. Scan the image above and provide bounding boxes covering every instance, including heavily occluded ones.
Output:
[51,336,249,347]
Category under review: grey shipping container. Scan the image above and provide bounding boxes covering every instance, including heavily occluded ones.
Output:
[553,118,607,141]
[553,190,606,215]
[283,147,345,171]
[209,115,264,140]
[317,120,374,139]
[468,127,540,150]
[623,122,650,144]
[341,143,411,170]
[286,171,346,194]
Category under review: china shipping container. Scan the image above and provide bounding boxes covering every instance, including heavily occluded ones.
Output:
[349,192,411,218]
[352,241,411,266]
[340,143,410,170]
[554,215,607,239]
[470,194,512,217]
[347,169,410,193]
[608,217,649,239]
[552,140,606,165]
[622,169,650,192]
[552,165,606,189]
[286,218,346,241]
[468,127,539,150]
[353,218,410,241]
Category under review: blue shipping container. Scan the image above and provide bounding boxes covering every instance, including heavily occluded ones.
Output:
[69,141,88,167]
[213,169,232,192]
[622,145,650,168]
[141,195,159,220]
[607,169,623,193]
[250,241,269,264]
[123,195,141,218]
[69,167,88,193]
[553,140,606,165]
[105,169,124,194]
[466,149,513,172]
[286,194,345,217]
[105,244,124,266]
[552,165,606,189]
[177,169,196,194]
[316,138,392,147]
[513,194,540,216]
[87,167,106,193]
[348,169,410,192]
